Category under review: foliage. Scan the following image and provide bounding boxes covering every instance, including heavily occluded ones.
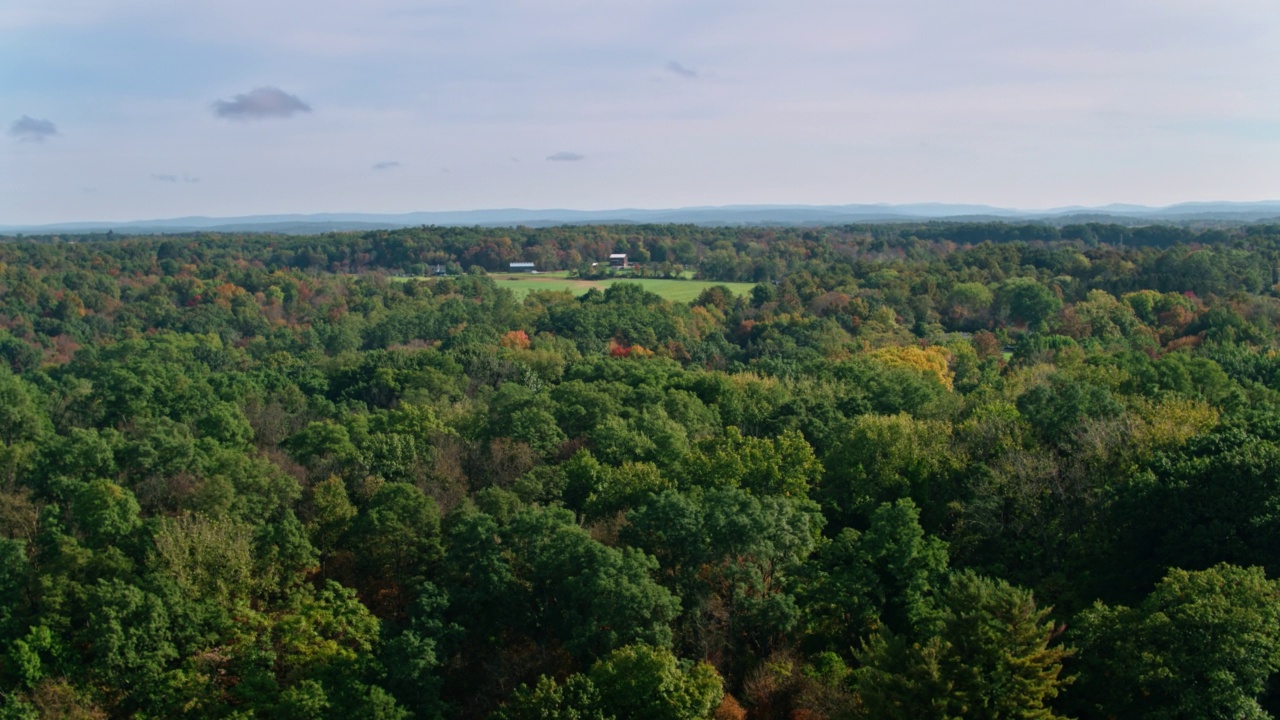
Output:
[854,571,1071,720]
[1066,564,1280,720]
[2,222,1280,717]
[495,645,723,720]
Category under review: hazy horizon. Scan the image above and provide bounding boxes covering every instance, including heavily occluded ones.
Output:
[11,199,1280,235]
[6,1,1280,225]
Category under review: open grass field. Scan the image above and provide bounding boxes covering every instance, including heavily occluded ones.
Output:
[477,272,759,302]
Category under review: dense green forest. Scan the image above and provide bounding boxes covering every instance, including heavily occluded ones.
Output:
[4,221,1280,718]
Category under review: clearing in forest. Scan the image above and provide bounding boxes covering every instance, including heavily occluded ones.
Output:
[459,271,759,302]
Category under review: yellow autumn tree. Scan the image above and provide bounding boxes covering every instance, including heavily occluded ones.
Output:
[868,345,955,391]
[1128,396,1219,457]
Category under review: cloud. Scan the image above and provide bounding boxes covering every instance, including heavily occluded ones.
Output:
[372,161,401,170]
[666,61,698,79]
[153,173,199,183]
[546,151,586,161]
[212,87,311,120]
[9,115,57,142]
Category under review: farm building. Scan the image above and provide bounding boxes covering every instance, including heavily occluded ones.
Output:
[608,254,628,268]
[509,262,536,272]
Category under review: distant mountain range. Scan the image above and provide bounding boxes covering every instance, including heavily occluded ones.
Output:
[6,201,1280,235]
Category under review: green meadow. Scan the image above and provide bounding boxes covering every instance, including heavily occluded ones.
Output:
[474,271,758,302]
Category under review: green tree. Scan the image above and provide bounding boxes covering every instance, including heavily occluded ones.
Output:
[1015,374,1122,446]
[70,480,141,549]
[77,579,179,712]
[800,499,949,649]
[588,645,723,720]
[286,421,360,477]
[194,401,254,447]
[152,513,255,605]
[0,367,49,446]
[344,483,443,614]
[679,427,822,497]
[583,462,673,520]
[225,581,400,718]
[821,413,957,530]
[945,282,994,327]
[996,277,1062,331]
[304,475,358,556]
[1096,430,1280,602]
[510,507,680,659]
[442,505,679,664]
[380,584,458,720]
[0,538,28,641]
[1067,564,1280,720]
[854,571,1071,720]
[494,674,611,720]
[624,487,822,669]
[495,645,722,720]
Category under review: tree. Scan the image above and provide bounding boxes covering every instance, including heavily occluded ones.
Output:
[380,584,458,720]
[77,579,178,712]
[493,674,611,720]
[582,462,673,520]
[0,367,49,445]
[223,581,402,719]
[343,483,443,615]
[152,513,254,605]
[854,571,1071,720]
[253,509,320,595]
[0,538,28,641]
[623,488,823,671]
[820,413,957,531]
[1066,564,1280,720]
[996,277,1062,331]
[945,282,993,327]
[70,480,141,549]
[194,401,254,447]
[1016,374,1122,446]
[679,427,822,497]
[509,507,680,660]
[303,475,358,556]
[442,505,679,667]
[799,499,949,649]
[588,645,723,720]
[286,421,359,477]
[495,645,723,720]
[1097,431,1280,602]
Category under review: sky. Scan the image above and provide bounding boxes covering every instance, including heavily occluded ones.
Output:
[4,0,1280,224]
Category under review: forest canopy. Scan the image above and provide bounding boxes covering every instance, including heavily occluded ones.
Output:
[3,221,1280,718]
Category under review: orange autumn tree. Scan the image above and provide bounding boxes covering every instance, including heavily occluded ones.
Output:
[501,329,532,350]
